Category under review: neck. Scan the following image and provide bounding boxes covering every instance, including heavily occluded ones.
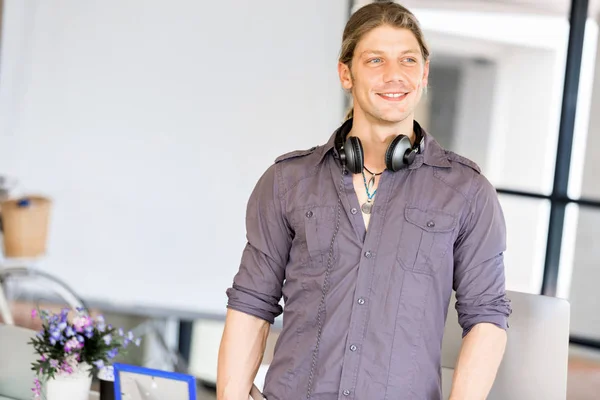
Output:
[350,110,416,173]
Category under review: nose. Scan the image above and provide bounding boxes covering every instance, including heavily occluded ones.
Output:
[383,61,406,83]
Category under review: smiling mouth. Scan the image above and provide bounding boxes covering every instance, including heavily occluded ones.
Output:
[377,92,409,101]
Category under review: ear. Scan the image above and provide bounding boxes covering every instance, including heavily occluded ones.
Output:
[338,62,353,91]
[421,59,430,89]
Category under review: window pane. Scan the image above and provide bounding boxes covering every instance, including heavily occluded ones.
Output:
[569,21,600,201]
[560,205,600,339]
[498,195,550,294]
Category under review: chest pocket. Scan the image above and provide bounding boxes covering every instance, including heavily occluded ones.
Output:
[397,206,457,275]
[292,205,339,270]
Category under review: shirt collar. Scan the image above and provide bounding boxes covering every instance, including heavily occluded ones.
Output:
[318,118,451,169]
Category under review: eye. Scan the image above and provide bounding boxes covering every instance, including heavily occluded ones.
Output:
[403,57,417,64]
[368,57,382,64]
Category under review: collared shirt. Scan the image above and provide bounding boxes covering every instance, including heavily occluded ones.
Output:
[226,120,512,400]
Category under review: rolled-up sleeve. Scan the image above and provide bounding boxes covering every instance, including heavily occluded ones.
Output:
[226,163,291,324]
[453,175,512,338]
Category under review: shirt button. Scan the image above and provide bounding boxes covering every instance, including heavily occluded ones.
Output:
[364,251,372,258]
[306,210,313,218]
[343,390,350,396]
[357,298,365,305]
[350,344,357,352]
[351,207,358,215]
[427,220,435,227]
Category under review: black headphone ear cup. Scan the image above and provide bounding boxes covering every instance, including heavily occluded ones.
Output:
[385,135,413,172]
[345,136,364,174]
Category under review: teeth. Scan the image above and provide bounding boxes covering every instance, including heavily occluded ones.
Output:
[381,93,405,98]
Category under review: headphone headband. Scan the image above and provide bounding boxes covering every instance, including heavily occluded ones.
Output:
[334,118,423,173]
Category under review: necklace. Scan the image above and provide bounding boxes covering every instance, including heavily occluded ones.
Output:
[363,166,383,192]
[361,169,378,214]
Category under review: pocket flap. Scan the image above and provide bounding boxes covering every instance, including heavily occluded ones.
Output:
[405,206,457,233]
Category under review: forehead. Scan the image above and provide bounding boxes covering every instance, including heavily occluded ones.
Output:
[355,24,421,56]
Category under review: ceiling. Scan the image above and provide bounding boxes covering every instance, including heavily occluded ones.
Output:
[352,0,600,19]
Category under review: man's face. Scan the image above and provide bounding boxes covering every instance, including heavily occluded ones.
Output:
[338,24,429,124]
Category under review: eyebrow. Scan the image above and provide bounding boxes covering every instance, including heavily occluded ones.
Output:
[360,49,420,57]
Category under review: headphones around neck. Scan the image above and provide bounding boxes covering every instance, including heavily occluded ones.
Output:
[334,118,423,174]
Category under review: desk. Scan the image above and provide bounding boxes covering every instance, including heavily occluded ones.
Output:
[89,391,100,399]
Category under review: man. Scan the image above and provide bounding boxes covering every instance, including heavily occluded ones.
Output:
[217,2,512,399]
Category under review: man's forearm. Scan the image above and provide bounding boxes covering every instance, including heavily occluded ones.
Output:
[449,322,507,400]
[217,309,270,400]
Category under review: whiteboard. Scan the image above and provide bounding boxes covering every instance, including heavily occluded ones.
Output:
[0,0,347,315]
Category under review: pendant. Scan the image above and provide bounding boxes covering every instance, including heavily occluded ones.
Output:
[367,175,376,191]
[361,202,373,214]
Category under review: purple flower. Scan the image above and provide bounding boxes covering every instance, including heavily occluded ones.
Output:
[65,326,75,337]
[73,316,91,332]
[58,321,67,331]
[49,338,57,346]
[31,377,41,397]
[77,335,85,343]
[107,348,118,359]
[31,309,37,319]
[134,338,142,347]
[61,362,74,374]
[96,316,106,332]
[50,328,62,340]
[50,359,59,369]
[103,334,112,346]
[93,359,105,369]
[64,337,80,353]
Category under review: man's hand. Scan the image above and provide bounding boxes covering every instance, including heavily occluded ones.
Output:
[449,322,507,400]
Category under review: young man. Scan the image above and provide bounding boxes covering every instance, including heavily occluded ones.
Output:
[218,2,511,399]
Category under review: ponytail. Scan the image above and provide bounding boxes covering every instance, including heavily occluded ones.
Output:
[344,106,354,121]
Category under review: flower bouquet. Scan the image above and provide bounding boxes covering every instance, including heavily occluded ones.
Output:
[28,307,141,400]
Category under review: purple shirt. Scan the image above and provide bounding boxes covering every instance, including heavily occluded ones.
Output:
[226,121,511,400]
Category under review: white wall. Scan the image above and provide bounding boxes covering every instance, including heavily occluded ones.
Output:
[0,0,347,315]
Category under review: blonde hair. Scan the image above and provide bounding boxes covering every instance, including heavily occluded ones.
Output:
[340,1,430,120]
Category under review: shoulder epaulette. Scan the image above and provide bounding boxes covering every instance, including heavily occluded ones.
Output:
[274,146,318,163]
[445,150,481,173]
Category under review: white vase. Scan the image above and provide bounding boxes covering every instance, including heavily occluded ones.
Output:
[45,363,93,400]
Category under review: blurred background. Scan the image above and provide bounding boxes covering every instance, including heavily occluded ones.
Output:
[0,0,599,399]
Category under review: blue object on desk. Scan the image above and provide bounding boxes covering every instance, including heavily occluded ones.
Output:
[113,363,197,400]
